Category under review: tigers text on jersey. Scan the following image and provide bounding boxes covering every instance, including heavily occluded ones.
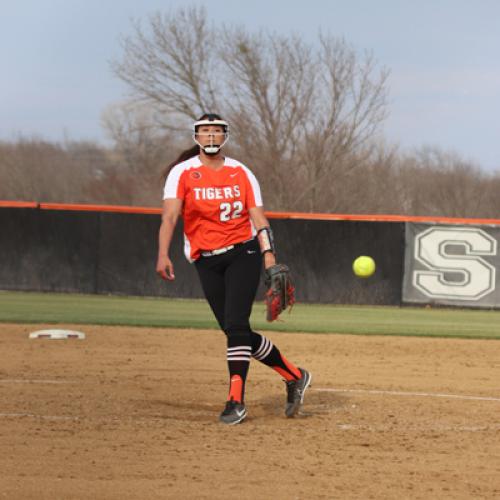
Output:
[163,156,263,262]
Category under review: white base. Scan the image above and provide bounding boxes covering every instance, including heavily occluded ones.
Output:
[29,329,86,340]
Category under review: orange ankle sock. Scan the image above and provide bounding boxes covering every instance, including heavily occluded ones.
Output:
[273,355,301,381]
[228,375,243,402]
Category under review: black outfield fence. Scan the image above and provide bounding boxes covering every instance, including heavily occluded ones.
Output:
[3,203,498,306]
[0,207,100,294]
[0,203,404,305]
[270,218,404,304]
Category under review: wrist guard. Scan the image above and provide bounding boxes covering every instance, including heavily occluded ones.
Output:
[257,227,275,255]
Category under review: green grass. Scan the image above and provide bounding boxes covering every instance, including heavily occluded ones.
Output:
[1,290,500,339]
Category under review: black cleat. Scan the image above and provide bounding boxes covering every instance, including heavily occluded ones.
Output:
[219,399,247,425]
[285,368,312,417]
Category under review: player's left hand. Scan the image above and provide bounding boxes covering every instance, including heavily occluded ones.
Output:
[263,251,276,269]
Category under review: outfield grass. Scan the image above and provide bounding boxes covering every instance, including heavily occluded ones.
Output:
[1,290,500,339]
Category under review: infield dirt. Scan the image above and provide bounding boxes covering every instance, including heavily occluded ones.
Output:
[1,324,500,499]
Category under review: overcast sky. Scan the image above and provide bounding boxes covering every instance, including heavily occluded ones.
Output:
[1,0,499,171]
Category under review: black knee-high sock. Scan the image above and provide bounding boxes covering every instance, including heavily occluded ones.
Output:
[226,332,251,403]
[251,331,301,381]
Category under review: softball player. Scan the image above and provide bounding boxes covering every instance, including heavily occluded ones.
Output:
[156,113,311,425]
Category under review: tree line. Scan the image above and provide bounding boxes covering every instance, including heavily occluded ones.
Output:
[2,135,499,218]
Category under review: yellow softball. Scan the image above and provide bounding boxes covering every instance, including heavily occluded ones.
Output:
[353,255,376,278]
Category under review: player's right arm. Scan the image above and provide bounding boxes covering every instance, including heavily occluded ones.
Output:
[156,198,183,281]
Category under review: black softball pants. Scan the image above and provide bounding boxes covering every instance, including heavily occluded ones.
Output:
[194,238,262,344]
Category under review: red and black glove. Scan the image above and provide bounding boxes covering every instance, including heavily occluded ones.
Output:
[264,264,295,322]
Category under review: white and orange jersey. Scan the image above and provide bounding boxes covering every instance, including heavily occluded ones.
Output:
[163,156,263,262]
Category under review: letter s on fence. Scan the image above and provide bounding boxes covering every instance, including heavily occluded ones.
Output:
[413,227,497,301]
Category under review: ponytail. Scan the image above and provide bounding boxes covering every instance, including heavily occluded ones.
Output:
[161,145,200,180]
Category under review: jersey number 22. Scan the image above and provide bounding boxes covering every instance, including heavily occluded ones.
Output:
[220,201,243,221]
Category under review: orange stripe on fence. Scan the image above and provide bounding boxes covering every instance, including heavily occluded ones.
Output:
[0,201,39,208]
[266,211,500,225]
[39,203,162,214]
[1,201,500,225]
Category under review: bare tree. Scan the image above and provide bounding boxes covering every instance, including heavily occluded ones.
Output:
[0,137,113,203]
[394,146,500,218]
[100,102,182,204]
[111,6,390,211]
[218,30,318,208]
[112,7,219,124]
[294,37,389,211]
[323,141,401,214]
[102,102,173,171]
